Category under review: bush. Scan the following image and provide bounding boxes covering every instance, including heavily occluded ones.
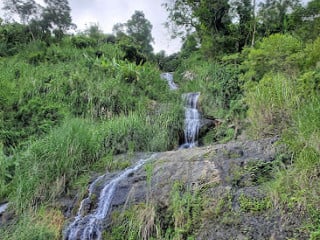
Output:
[242,34,302,82]
[71,35,97,49]
[245,74,297,137]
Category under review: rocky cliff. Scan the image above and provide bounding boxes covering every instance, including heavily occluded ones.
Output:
[64,137,307,239]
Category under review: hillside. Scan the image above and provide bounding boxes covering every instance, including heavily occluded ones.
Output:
[1,0,320,239]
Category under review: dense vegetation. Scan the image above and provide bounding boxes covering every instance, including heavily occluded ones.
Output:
[0,0,320,239]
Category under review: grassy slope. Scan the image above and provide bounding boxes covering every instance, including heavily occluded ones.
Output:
[0,37,183,239]
[0,33,320,239]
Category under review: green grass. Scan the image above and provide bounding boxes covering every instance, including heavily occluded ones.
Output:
[0,207,64,240]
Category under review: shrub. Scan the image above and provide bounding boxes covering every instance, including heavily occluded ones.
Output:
[71,35,97,49]
[246,74,297,138]
[242,34,302,82]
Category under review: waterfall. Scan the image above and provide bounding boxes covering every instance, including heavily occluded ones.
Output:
[180,92,201,149]
[160,73,201,148]
[0,202,8,215]
[64,154,157,240]
[160,72,178,90]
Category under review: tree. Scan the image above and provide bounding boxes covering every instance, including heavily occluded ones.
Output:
[2,0,75,42]
[40,0,74,39]
[3,0,41,40]
[232,0,253,51]
[112,11,154,57]
[3,0,41,24]
[83,23,105,43]
[163,0,240,57]
[126,11,154,56]
[289,0,320,41]
[180,33,199,58]
[257,0,300,36]
[112,22,126,38]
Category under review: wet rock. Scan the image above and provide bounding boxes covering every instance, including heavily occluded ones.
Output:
[182,71,196,81]
[104,137,277,213]
[0,203,15,227]
[67,137,308,239]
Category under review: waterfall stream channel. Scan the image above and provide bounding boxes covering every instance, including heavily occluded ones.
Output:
[64,73,201,239]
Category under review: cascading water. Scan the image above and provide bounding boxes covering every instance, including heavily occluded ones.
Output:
[0,202,8,215]
[160,72,178,90]
[64,154,157,240]
[180,92,201,149]
[160,72,201,148]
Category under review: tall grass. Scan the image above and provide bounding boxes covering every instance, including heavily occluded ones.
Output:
[106,181,203,240]
[6,104,183,213]
[245,73,298,138]
[9,118,102,212]
[265,94,320,238]
[1,36,184,238]
[1,38,181,153]
[0,207,64,240]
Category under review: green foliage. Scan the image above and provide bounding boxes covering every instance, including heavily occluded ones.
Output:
[106,181,203,240]
[245,74,297,137]
[0,22,32,56]
[0,144,14,201]
[240,33,320,237]
[174,53,245,143]
[9,118,102,212]
[242,34,302,82]
[0,37,183,153]
[154,52,181,72]
[5,106,182,212]
[300,37,320,70]
[164,0,238,56]
[106,203,161,240]
[243,34,320,138]
[166,182,202,240]
[258,0,300,35]
[290,0,320,41]
[238,194,272,213]
[0,207,64,240]
[2,0,74,45]
[126,10,154,56]
[71,35,97,49]
[0,32,186,219]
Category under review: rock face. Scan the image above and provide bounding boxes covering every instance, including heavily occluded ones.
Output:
[0,202,14,227]
[67,137,307,239]
[103,137,291,237]
[108,137,277,207]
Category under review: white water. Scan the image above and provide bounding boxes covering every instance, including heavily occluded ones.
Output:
[0,202,8,215]
[160,72,178,90]
[181,92,201,148]
[160,73,201,148]
[64,154,157,240]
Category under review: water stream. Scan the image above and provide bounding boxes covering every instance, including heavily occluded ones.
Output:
[161,72,201,148]
[160,72,178,90]
[0,202,8,215]
[64,73,200,239]
[64,154,157,240]
[180,92,201,148]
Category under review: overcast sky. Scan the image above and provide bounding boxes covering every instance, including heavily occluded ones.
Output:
[0,0,182,54]
[68,0,181,54]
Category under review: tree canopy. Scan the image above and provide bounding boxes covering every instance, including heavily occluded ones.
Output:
[113,10,154,57]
